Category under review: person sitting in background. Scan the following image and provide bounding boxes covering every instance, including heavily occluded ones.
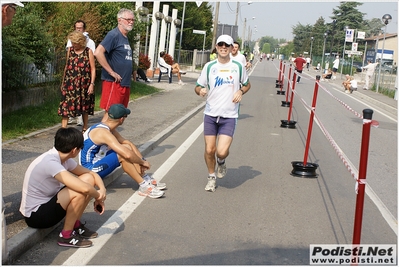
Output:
[321,68,333,81]
[158,51,185,85]
[342,74,352,93]
[133,61,151,83]
[347,76,357,93]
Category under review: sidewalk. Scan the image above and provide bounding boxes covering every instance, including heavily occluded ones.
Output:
[2,71,202,264]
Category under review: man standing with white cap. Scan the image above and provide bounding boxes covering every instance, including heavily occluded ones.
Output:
[1,0,23,27]
[195,34,251,192]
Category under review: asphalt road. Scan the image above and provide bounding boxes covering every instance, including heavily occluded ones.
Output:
[5,59,398,265]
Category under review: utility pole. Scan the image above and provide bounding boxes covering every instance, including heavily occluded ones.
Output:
[211,2,220,51]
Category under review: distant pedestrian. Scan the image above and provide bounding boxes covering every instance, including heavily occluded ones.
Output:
[194,34,251,192]
[332,56,339,79]
[306,56,311,70]
[65,19,96,127]
[362,60,379,90]
[58,30,96,133]
[293,54,306,83]
[210,48,217,61]
[20,127,106,248]
[324,61,329,74]
[231,41,250,69]
[94,8,134,122]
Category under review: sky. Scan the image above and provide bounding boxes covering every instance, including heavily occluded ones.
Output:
[211,1,398,41]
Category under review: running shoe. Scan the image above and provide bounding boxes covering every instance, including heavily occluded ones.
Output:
[216,161,227,178]
[143,174,166,190]
[57,231,93,248]
[205,176,216,192]
[67,117,76,124]
[138,183,164,198]
[74,222,98,239]
[76,116,83,126]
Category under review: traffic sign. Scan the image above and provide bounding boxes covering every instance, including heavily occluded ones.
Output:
[345,50,363,56]
[193,29,206,35]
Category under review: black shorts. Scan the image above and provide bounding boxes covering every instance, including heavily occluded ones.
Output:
[333,68,338,73]
[24,188,66,229]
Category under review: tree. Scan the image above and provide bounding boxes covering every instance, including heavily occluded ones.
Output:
[365,18,385,37]
[165,2,214,51]
[2,2,53,91]
[330,1,365,57]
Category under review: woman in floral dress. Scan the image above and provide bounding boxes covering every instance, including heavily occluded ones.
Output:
[59,30,95,132]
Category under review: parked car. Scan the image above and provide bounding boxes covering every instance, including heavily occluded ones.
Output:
[379,61,397,74]
[352,62,363,72]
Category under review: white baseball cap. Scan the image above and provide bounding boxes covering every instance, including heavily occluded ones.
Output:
[216,35,233,46]
[2,1,24,7]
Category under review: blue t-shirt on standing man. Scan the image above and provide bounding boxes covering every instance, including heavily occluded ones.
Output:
[100,27,132,87]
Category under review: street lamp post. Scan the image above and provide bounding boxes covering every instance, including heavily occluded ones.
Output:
[164,16,173,52]
[310,36,314,65]
[376,14,392,93]
[137,6,149,56]
[340,26,349,78]
[235,1,252,26]
[177,1,186,64]
[321,32,327,74]
[154,11,164,69]
[144,14,152,56]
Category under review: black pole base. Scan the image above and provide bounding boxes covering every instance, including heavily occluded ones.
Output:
[291,161,319,178]
[280,120,297,128]
[281,101,290,107]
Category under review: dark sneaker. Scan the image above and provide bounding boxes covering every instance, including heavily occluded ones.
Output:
[57,231,93,248]
[74,222,98,239]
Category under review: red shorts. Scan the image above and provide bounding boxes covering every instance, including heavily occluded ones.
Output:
[99,81,130,111]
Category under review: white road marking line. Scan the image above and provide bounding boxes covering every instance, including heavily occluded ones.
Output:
[62,123,204,266]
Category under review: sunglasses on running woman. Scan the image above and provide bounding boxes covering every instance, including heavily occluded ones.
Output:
[217,42,231,48]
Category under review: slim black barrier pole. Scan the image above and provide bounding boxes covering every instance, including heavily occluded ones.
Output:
[280,72,297,128]
[282,64,292,107]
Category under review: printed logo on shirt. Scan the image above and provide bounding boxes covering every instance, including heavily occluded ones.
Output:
[214,76,234,87]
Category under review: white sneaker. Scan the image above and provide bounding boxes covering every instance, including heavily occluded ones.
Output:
[143,174,166,190]
[205,176,216,192]
[178,80,184,85]
[76,116,83,126]
[146,78,152,82]
[138,183,164,198]
[216,161,227,178]
[67,117,76,124]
